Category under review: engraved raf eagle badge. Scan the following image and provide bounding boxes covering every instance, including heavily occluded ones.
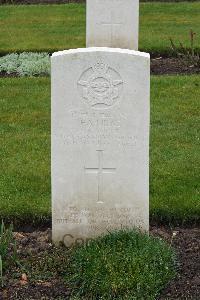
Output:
[77,62,123,109]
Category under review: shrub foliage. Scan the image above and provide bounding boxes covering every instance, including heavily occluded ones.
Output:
[0,52,50,76]
[67,229,176,300]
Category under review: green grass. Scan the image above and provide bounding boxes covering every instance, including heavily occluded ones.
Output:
[0,75,199,225]
[0,3,200,55]
[67,229,176,300]
[0,77,50,225]
[150,75,200,224]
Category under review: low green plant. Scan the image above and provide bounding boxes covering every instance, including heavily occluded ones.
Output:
[67,229,176,300]
[0,221,17,287]
[170,30,200,68]
[0,52,50,76]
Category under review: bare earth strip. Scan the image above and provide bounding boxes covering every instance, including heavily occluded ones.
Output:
[1,227,199,299]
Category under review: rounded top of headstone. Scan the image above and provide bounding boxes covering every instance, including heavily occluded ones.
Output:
[52,47,150,59]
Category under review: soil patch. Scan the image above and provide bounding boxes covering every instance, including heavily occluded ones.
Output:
[151,57,200,75]
[152,226,200,299]
[0,226,199,299]
[0,71,18,78]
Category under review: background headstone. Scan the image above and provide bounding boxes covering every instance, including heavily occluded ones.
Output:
[52,48,150,246]
[86,0,139,50]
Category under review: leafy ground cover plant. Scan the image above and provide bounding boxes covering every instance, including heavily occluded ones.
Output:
[0,52,50,76]
[67,229,176,300]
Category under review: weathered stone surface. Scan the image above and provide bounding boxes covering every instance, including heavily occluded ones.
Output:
[86,0,139,50]
[51,47,149,245]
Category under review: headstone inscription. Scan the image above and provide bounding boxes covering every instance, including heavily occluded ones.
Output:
[51,48,150,246]
[86,0,139,50]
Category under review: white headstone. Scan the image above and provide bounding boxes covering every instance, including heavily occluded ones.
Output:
[86,0,139,50]
[52,48,149,246]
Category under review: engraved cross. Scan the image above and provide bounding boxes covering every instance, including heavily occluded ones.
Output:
[85,150,116,204]
[100,12,123,44]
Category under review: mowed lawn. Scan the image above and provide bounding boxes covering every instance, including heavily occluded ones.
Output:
[0,3,200,54]
[0,76,199,226]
